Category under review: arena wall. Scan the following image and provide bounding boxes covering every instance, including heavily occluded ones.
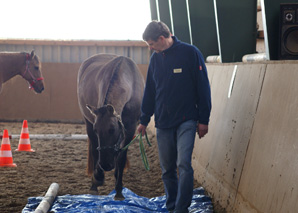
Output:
[0,62,148,122]
[192,60,298,212]
[0,39,150,122]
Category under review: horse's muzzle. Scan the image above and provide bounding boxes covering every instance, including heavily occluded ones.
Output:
[34,86,44,93]
[30,79,44,93]
[101,162,114,171]
[99,154,115,171]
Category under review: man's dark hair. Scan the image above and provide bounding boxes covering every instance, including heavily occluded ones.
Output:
[143,20,171,42]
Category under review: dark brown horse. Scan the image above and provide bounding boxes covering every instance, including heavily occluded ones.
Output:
[0,50,44,93]
[77,53,144,200]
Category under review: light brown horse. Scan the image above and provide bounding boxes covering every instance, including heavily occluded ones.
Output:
[0,50,44,93]
[77,53,144,200]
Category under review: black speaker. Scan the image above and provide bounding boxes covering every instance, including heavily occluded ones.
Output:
[279,3,298,60]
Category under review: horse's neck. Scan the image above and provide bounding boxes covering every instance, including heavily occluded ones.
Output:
[103,94,124,117]
[0,53,25,83]
[114,105,123,117]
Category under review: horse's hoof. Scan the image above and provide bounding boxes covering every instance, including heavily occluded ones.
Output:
[92,168,105,186]
[89,190,99,195]
[89,191,98,195]
[92,174,104,186]
[114,192,125,201]
[89,183,99,195]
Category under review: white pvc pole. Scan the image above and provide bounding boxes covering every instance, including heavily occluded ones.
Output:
[34,182,59,213]
[11,134,87,140]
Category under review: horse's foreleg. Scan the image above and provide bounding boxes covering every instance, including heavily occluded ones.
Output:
[90,147,105,191]
[114,150,127,200]
[93,162,105,185]
[113,120,136,200]
[86,118,104,192]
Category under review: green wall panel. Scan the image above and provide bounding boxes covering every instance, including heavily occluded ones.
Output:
[158,0,172,33]
[171,0,191,44]
[149,0,158,21]
[148,0,173,37]
[188,0,219,59]
[215,0,257,62]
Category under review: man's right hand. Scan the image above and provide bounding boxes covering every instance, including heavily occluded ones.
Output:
[137,124,147,136]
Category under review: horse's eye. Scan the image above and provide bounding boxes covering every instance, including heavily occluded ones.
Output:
[108,128,115,135]
[34,66,39,70]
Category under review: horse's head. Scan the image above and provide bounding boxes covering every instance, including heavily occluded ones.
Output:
[87,104,125,171]
[22,50,44,93]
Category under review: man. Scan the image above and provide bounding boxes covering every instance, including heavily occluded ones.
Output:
[137,21,211,213]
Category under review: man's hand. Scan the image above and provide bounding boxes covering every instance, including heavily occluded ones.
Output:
[137,124,147,136]
[197,123,208,139]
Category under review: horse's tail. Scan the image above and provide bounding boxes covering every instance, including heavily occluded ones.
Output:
[87,137,94,176]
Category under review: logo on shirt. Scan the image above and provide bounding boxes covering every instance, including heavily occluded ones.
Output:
[173,68,182,73]
[199,66,202,71]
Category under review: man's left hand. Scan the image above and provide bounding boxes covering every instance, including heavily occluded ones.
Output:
[197,123,208,139]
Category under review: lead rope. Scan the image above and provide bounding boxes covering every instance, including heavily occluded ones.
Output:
[121,132,152,170]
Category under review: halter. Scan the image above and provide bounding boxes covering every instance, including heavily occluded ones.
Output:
[21,53,44,89]
[96,114,126,154]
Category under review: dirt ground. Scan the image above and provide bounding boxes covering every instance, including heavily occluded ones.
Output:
[0,121,200,213]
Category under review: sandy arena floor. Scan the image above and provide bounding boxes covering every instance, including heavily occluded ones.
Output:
[0,121,200,213]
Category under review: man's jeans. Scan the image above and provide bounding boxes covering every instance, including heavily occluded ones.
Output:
[156,120,197,212]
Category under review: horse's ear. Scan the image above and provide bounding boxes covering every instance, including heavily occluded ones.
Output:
[86,104,97,117]
[106,104,115,115]
[30,50,35,59]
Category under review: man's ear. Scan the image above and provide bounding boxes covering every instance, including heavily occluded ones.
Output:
[158,35,165,42]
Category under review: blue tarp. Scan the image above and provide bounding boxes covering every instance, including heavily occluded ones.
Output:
[23,187,213,212]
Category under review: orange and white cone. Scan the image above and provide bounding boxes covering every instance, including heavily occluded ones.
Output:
[16,120,35,152]
[0,129,17,167]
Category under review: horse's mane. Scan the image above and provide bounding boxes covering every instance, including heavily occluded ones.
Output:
[0,51,39,62]
[103,56,124,105]
[0,51,25,56]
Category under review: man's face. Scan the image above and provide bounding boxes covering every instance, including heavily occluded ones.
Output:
[146,36,164,53]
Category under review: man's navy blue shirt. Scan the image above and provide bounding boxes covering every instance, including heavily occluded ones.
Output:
[140,36,211,129]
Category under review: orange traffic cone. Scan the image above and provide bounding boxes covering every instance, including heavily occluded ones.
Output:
[0,129,17,167]
[16,120,35,152]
